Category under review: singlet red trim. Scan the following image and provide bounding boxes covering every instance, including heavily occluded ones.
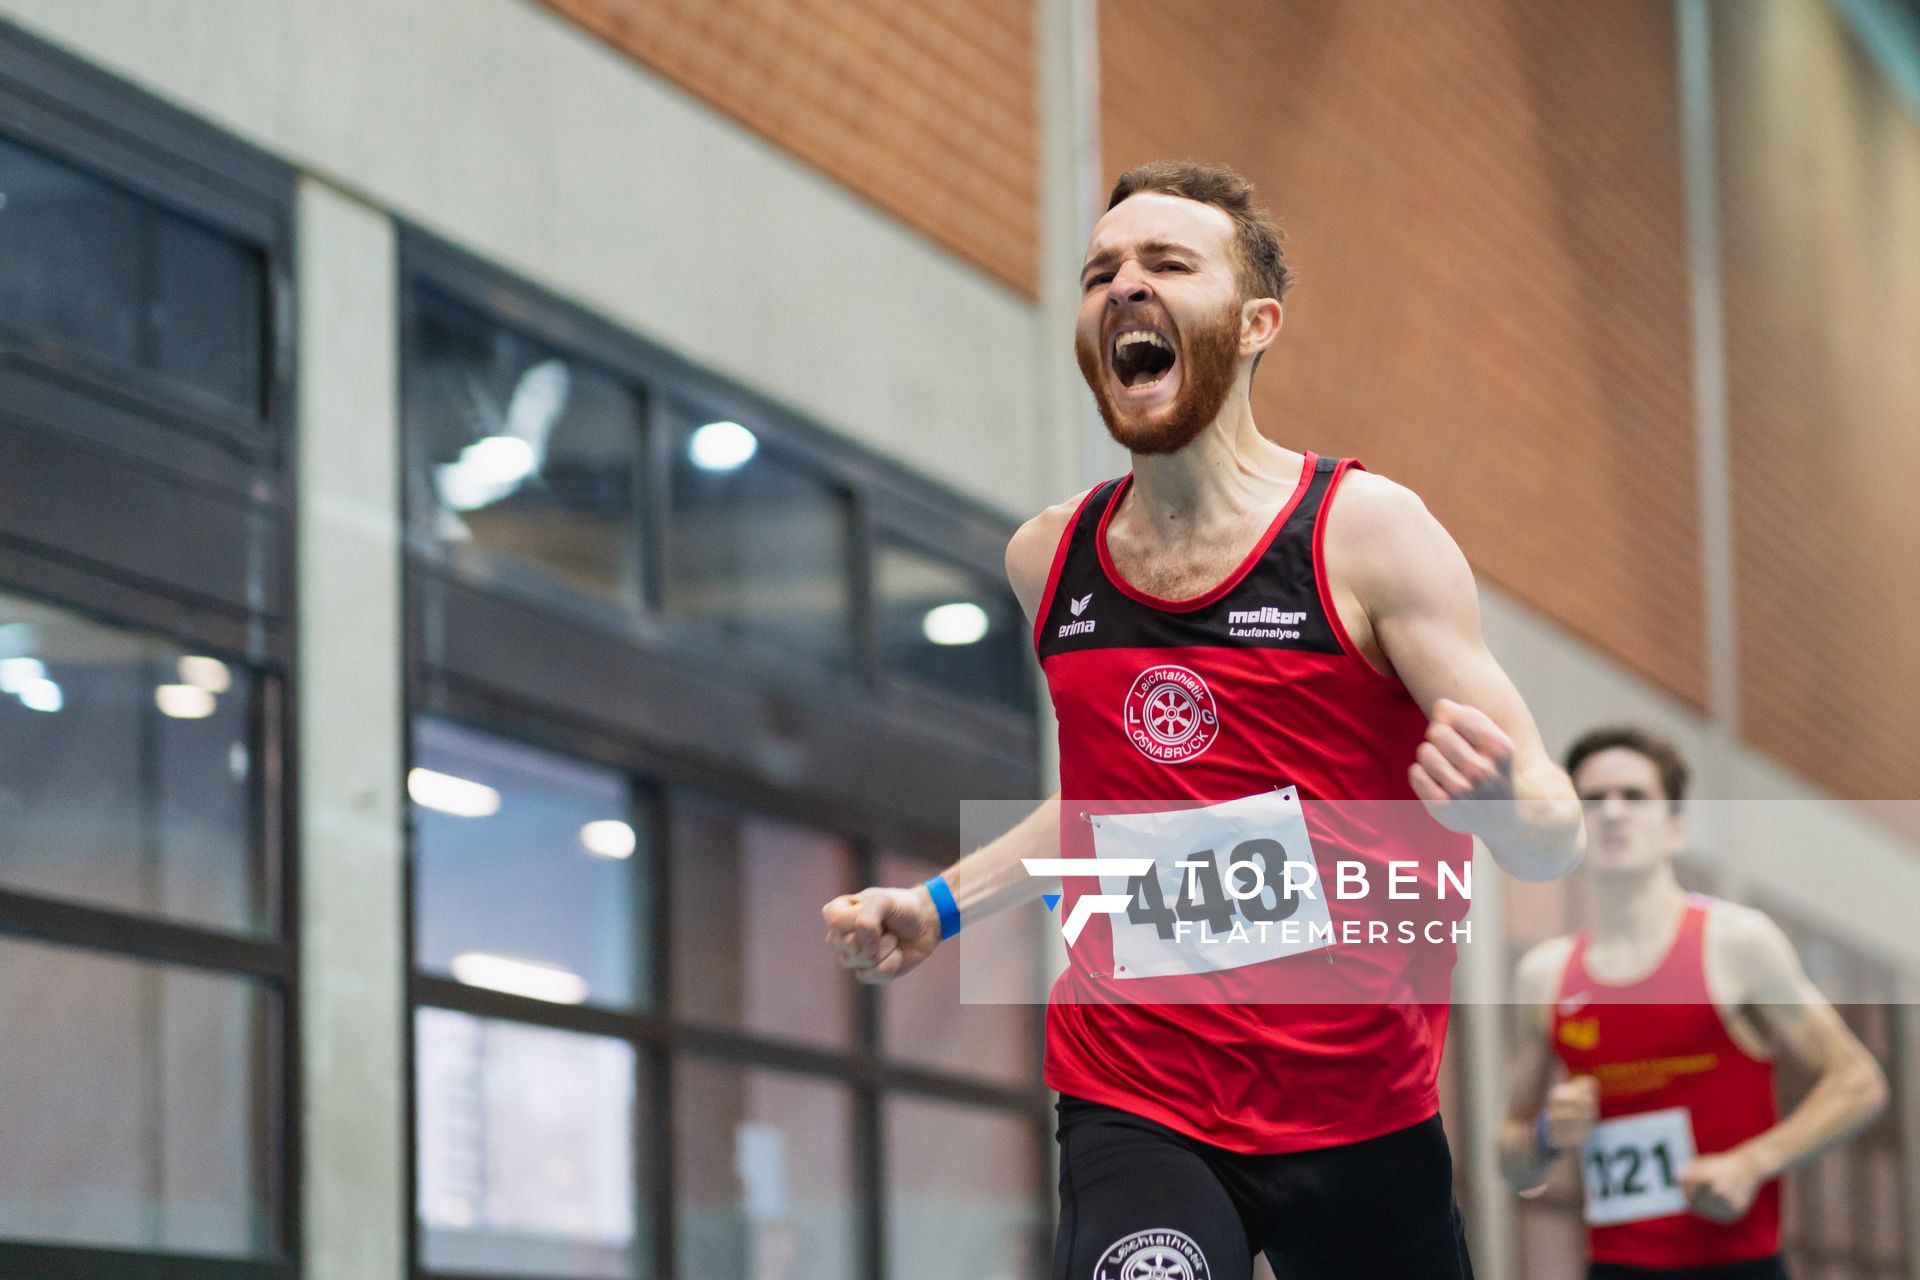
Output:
[1091,452,1316,614]
[1310,458,1399,685]
[1031,485,1108,653]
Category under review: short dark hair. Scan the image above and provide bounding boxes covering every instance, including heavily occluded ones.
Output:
[1564,725,1690,811]
[1107,160,1293,304]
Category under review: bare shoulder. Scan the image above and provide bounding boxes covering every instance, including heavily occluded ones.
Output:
[1507,933,1578,1038]
[1322,470,1472,612]
[1515,933,1579,1006]
[1007,489,1093,622]
[1324,470,1455,561]
[1704,899,1801,979]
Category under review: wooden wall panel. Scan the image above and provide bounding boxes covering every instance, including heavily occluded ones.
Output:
[1715,0,1920,802]
[1099,0,1706,706]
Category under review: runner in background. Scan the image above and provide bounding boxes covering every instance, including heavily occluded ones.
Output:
[1501,725,1888,1279]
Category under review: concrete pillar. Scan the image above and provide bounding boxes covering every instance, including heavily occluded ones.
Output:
[1459,846,1517,1279]
[295,177,408,1280]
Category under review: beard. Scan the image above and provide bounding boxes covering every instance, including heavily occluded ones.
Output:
[1075,299,1243,456]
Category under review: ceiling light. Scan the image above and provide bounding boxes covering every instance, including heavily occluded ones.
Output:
[922,601,989,646]
[0,656,45,693]
[17,677,62,713]
[178,655,232,694]
[689,420,758,472]
[407,767,501,818]
[154,684,216,719]
[450,953,588,1005]
[580,819,637,859]
[459,435,538,485]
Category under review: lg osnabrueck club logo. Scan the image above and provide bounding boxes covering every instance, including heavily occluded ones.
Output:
[1123,664,1219,763]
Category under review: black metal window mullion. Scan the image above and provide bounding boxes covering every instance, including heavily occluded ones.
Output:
[849,490,883,694]
[647,779,677,1280]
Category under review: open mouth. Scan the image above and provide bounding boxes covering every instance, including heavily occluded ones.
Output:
[1110,327,1176,390]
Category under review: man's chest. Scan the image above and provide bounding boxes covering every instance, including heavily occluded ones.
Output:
[1106,523,1266,600]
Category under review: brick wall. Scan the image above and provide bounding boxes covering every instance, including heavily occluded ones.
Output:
[1099,0,1707,707]
[538,0,1038,296]
[1715,0,1920,803]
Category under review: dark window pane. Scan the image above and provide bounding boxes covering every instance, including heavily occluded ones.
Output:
[0,593,262,933]
[674,1062,855,1280]
[884,1097,1042,1280]
[406,290,646,606]
[412,718,648,1010]
[878,852,1041,1088]
[149,211,265,411]
[876,539,1031,713]
[0,135,141,364]
[416,1008,642,1278]
[0,935,274,1255]
[0,135,266,411]
[665,409,854,671]
[669,795,854,1048]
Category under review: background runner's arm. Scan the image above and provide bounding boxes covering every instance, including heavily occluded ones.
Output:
[1335,477,1583,881]
[1499,938,1593,1191]
[1717,908,1889,1182]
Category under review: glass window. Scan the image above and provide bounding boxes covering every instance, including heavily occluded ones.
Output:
[0,592,262,934]
[674,1062,855,1280]
[412,718,648,1010]
[0,134,266,411]
[0,935,274,1255]
[416,1008,641,1279]
[670,796,854,1048]
[883,1097,1041,1280]
[878,853,1040,1088]
[665,408,854,672]
[406,289,647,606]
[876,539,1031,713]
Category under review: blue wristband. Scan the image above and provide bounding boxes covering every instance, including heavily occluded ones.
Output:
[924,874,961,940]
[1536,1111,1559,1157]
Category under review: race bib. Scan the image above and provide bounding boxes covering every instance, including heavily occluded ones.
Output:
[1581,1107,1696,1226]
[1089,787,1333,980]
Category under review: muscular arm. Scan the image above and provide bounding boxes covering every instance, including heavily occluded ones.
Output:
[1327,475,1583,881]
[1718,907,1889,1181]
[822,495,1085,983]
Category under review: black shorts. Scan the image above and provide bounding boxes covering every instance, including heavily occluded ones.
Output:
[1589,1259,1790,1280]
[1053,1094,1473,1280]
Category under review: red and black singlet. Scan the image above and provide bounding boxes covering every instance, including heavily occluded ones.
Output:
[1034,453,1473,1154]
[1551,897,1782,1267]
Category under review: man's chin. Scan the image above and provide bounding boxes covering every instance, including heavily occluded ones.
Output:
[1096,399,1204,456]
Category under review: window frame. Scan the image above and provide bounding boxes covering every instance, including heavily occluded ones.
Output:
[403,707,1051,1280]
[0,22,300,1279]
[0,582,300,1280]
[399,230,1037,765]
[399,233,1051,1280]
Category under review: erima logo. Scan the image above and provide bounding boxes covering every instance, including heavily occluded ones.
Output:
[1228,606,1306,626]
[1058,593,1096,638]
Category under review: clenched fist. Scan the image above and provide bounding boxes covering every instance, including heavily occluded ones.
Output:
[1409,698,1518,836]
[1680,1149,1766,1223]
[822,885,941,986]
[1542,1074,1600,1153]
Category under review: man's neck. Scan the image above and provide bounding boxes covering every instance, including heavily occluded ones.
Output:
[1123,393,1302,541]
[1589,866,1690,945]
